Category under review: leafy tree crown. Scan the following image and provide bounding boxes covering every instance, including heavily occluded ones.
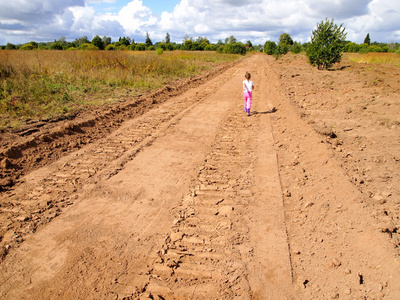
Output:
[307,18,347,70]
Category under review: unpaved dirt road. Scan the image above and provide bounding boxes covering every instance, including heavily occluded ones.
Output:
[0,53,399,299]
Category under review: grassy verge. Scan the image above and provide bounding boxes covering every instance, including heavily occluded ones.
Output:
[0,50,241,130]
[345,52,400,66]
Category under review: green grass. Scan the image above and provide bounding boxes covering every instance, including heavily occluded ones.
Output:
[0,50,241,130]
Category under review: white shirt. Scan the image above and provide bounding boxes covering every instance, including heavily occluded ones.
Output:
[243,80,254,92]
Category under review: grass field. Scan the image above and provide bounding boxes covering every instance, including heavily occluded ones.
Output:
[0,50,241,130]
[345,52,400,66]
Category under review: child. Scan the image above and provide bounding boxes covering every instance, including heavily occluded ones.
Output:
[243,72,254,116]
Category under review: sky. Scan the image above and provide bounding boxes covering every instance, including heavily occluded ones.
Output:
[0,0,399,46]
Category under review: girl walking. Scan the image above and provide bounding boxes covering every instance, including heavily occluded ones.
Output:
[243,71,254,116]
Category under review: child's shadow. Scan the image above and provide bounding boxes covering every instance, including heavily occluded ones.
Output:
[252,107,277,115]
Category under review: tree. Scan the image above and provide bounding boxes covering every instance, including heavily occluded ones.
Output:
[291,41,302,53]
[165,32,171,44]
[5,43,16,50]
[343,42,360,53]
[264,41,277,55]
[307,18,347,70]
[145,33,153,47]
[279,33,293,46]
[103,36,112,47]
[49,42,63,50]
[92,35,105,50]
[225,35,237,44]
[364,33,370,45]
[73,36,90,48]
[119,37,131,46]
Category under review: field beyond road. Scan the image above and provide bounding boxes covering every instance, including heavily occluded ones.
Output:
[0,53,399,299]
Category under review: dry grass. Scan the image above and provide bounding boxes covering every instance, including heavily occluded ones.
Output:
[0,50,241,130]
[345,52,400,66]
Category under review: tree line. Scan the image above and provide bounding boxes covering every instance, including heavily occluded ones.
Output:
[2,29,398,56]
[2,19,399,70]
[1,33,257,55]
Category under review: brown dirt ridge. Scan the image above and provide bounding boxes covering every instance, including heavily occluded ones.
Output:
[0,53,399,299]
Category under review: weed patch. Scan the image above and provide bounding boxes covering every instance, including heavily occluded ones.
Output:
[0,50,241,130]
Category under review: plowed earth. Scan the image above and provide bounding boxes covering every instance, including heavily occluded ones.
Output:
[0,53,399,299]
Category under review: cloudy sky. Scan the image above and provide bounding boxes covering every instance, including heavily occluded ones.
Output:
[0,0,399,46]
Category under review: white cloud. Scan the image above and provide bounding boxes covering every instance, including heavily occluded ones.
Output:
[0,0,399,45]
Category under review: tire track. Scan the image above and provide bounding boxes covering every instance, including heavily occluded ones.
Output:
[138,108,256,299]
[133,55,294,299]
[0,66,238,259]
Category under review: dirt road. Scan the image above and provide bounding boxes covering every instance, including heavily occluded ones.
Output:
[0,54,399,299]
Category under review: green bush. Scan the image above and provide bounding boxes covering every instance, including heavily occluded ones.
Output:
[79,43,99,50]
[307,18,347,69]
[344,42,360,53]
[291,42,302,54]
[105,44,117,51]
[156,48,164,55]
[264,41,277,55]
[277,42,289,55]
[19,43,36,50]
[134,44,146,51]
[49,42,64,50]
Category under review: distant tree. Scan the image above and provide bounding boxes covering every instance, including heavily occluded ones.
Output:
[364,33,371,45]
[245,40,253,50]
[19,43,36,50]
[119,37,131,47]
[5,43,16,50]
[225,35,237,44]
[92,35,105,50]
[29,41,38,48]
[279,33,293,46]
[74,36,90,48]
[57,36,68,47]
[275,42,289,58]
[224,42,246,55]
[134,43,146,51]
[165,32,171,44]
[79,43,99,50]
[216,40,224,47]
[49,42,63,50]
[264,41,277,55]
[343,42,360,53]
[204,44,217,51]
[181,37,194,50]
[291,41,302,53]
[102,36,112,47]
[307,18,347,70]
[145,33,153,47]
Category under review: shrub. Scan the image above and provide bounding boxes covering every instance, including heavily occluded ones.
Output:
[344,42,360,53]
[307,18,347,69]
[79,43,99,50]
[277,42,289,55]
[19,43,36,50]
[291,42,302,54]
[5,43,16,50]
[49,42,64,50]
[105,44,117,51]
[134,44,146,51]
[205,44,217,51]
[264,41,277,55]
[156,48,164,55]
[118,45,128,51]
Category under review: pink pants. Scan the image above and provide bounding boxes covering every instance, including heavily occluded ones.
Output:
[243,91,252,109]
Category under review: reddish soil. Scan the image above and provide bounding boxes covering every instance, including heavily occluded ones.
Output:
[0,53,399,299]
